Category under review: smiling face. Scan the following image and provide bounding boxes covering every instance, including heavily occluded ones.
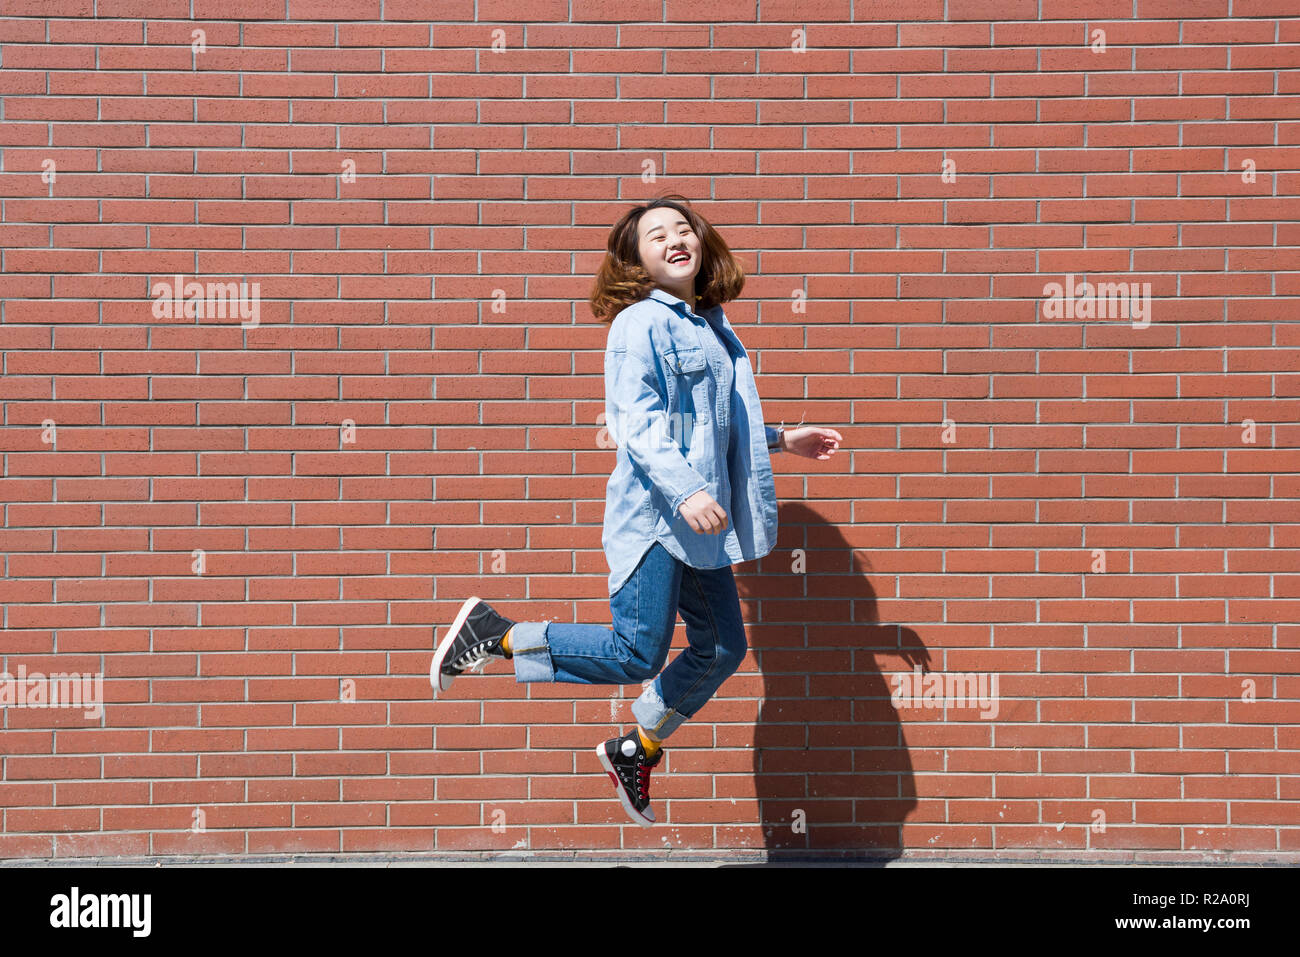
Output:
[636,206,702,304]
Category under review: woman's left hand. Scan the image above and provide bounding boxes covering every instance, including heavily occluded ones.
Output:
[781,426,841,460]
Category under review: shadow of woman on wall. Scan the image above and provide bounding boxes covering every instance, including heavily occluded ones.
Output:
[733,502,930,862]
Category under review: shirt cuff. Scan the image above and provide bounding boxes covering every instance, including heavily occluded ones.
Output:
[670,479,710,517]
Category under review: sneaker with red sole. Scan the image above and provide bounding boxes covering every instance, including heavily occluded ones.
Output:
[596,728,663,827]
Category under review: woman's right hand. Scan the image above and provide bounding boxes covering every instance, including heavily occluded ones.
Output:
[678,489,729,535]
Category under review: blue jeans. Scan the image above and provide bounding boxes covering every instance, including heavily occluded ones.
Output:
[506,541,748,740]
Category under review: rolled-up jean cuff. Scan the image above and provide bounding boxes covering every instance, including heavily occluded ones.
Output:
[509,622,554,683]
[632,677,687,740]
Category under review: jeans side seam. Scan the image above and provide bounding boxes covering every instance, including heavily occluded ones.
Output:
[633,549,641,668]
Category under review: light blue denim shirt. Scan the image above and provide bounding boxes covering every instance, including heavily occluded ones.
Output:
[601,287,781,596]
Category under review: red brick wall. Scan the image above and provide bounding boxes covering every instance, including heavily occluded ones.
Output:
[1,1,1297,862]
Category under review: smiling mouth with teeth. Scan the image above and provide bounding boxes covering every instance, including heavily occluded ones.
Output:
[668,252,691,264]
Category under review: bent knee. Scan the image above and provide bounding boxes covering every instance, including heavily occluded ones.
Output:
[612,628,665,683]
[620,657,659,682]
[613,639,659,681]
[717,631,748,670]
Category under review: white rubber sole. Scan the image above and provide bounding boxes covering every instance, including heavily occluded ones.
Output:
[596,740,656,828]
[430,595,482,699]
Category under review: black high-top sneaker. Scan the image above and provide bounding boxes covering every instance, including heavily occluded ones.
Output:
[430,596,516,699]
[596,728,664,827]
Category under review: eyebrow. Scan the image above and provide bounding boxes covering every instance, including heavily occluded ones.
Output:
[643,219,690,238]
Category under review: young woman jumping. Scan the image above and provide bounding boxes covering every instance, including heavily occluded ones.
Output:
[431,195,842,827]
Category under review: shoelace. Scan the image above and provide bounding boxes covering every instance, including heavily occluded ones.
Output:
[453,643,497,674]
[636,761,652,800]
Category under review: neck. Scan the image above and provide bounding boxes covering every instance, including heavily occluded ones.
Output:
[657,282,696,304]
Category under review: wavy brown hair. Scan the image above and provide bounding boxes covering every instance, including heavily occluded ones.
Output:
[589,195,746,323]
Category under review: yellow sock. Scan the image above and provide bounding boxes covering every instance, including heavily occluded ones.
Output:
[501,628,512,656]
[637,725,662,756]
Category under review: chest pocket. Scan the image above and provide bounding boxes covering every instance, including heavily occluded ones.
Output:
[663,347,708,376]
[662,347,708,449]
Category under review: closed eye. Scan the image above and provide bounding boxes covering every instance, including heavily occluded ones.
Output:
[650,227,693,241]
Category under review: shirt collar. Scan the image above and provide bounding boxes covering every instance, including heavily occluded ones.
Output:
[647,286,708,317]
